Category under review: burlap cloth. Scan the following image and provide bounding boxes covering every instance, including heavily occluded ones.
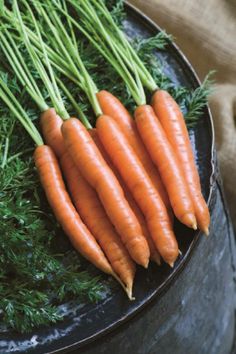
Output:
[130,0,236,228]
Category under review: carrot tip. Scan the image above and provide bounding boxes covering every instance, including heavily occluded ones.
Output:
[168,262,174,268]
[203,227,209,236]
[182,214,197,230]
[112,272,135,300]
[126,286,135,301]
[144,260,149,269]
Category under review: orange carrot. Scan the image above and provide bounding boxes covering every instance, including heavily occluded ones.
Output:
[40,111,136,298]
[124,189,161,266]
[34,144,113,275]
[90,128,161,265]
[40,108,65,158]
[96,115,178,266]
[152,90,210,234]
[97,90,170,210]
[61,118,150,268]
[135,105,197,230]
[61,152,136,299]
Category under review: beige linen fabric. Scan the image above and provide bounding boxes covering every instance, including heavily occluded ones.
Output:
[129,0,236,227]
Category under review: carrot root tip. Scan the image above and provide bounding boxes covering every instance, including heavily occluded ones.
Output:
[203,227,209,236]
[112,272,134,300]
[126,286,135,301]
[182,213,197,230]
[168,262,174,268]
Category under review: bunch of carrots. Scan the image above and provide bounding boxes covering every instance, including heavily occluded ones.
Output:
[0,0,210,300]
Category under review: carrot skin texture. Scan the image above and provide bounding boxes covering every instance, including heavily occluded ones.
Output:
[60,150,136,293]
[135,105,197,229]
[152,90,210,233]
[96,115,178,265]
[40,112,136,295]
[90,129,161,265]
[123,189,161,265]
[40,108,65,158]
[62,118,150,268]
[34,145,113,275]
[97,90,170,210]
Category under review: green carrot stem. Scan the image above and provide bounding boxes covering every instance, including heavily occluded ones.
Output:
[41,0,102,117]
[69,0,146,106]
[90,0,158,92]
[0,119,15,168]
[3,3,101,116]
[70,0,157,95]
[1,137,9,169]
[1,5,94,121]
[107,33,158,92]
[0,77,43,146]
[23,0,69,120]
[30,1,87,94]
[0,29,48,112]
[57,78,92,129]
[2,6,73,76]
[13,0,70,120]
[2,6,75,77]
[62,0,77,50]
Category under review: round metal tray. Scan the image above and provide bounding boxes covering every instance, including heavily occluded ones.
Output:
[0,3,215,354]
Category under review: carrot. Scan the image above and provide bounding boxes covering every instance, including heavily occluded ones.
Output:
[34,144,113,275]
[40,112,136,298]
[152,90,210,234]
[96,115,178,266]
[40,108,65,158]
[135,105,197,230]
[89,128,161,265]
[123,189,161,266]
[60,151,136,299]
[97,90,171,211]
[61,118,150,268]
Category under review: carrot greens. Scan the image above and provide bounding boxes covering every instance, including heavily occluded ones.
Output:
[0,106,104,332]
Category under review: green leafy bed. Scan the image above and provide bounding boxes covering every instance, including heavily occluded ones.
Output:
[0,0,213,333]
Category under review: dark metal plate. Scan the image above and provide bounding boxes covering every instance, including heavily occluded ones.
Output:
[0,3,215,354]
